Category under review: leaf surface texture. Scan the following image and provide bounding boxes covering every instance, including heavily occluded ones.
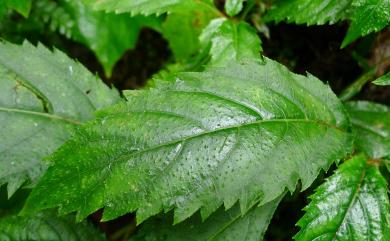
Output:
[0,41,120,197]
[345,101,390,159]
[295,154,390,241]
[24,58,351,224]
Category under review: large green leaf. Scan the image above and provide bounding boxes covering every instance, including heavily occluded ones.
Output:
[200,18,262,67]
[0,41,121,197]
[0,211,106,241]
[373,72,390,86]
[91,0,216,16]
[23,58,351,224]
[295,154,390,241]
[345,101,390,159]
[130,195,283,241]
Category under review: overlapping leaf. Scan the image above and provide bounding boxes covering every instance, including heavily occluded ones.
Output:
[265,0,390,47]
[265,0,353,25]
[91,0,215,16]
[295,154,390,241]
[345,101,390,159]
[130,195,283,241]
[21,0,161,76]
[373,72,390,86]
[0,41,121,197]
[162,3,219,61]
[23,57,351,225]
[0,211,106,241]
[0,0,31,17]
[225,0,244,17]
[200,18,262,67]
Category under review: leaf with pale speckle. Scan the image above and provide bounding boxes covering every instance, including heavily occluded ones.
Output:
[0,41,121,197]
[295,154,390,241]
[22,57,351,225]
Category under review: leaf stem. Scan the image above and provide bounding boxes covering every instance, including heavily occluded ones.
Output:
[339,68,376,101]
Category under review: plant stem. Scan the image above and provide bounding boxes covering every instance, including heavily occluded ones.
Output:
[339,68,376,101]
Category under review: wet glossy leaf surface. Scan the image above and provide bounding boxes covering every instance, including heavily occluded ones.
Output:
[23,57,351,225]
[200,18,262,67]
[345,101,390,159]
[91,0,215,16]
[295,154,390,241]
[0,41,121,197]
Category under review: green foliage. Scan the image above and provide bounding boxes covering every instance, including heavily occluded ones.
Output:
[60,0,161,76]
[345,101,390,159]
[265,0,390,47]
[200,18,262,66]
[0,41,121,197]
[5,0,162,76]
[91,0,216,16]
[225,0,244,17]
[0,0,389,240]
[295,154,390,240]
[162,3,219,61]
[130,195,283,241]
[0,211,105,241]
[23,57,351,224]
[0,0,31,17]
[373,72,390,86]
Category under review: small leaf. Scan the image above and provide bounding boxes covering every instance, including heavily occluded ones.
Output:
[130,195,283,241]
[341,0,390,48]
[345,101,390,159]
[225,0,244,17]
[3,0,32,17]
[295,154,390,241]
[0,211,106,241]
[162,3,219,61]
[0,41,121,197]
[200,18,262,66]
[373,72,390,86]
[23,58,351,224]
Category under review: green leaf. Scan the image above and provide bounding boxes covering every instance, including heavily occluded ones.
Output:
[295,154,390,241]
[3,0,32,17]
[345,101,390,159]
[130,195,283,241]
[225,0,244,17]
[162,3,219,61]
[0,41,121,197]
[200,18,262,67]
[0,211,106,241]
[265,0,353,25]
[373,72,390,86]
[23,58,351,224]
[91,0,216,16]
[38,0,162,77]
[341,0,390,48]
[265,0,390,47]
